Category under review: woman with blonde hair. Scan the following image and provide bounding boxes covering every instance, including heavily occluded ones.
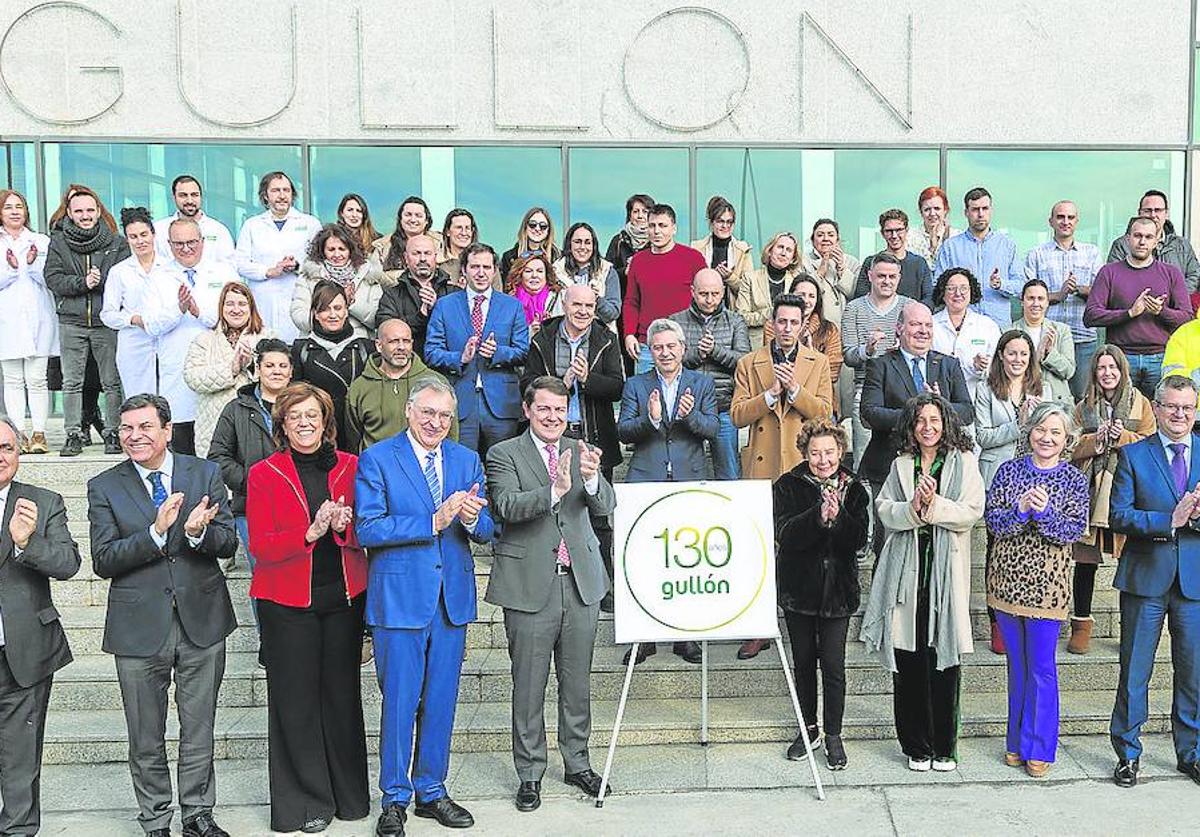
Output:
[499,206,560,279]
[737,231,803,347]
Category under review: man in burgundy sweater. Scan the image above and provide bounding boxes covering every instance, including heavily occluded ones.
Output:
[622,204,707,374]
[1085,215,1194,398]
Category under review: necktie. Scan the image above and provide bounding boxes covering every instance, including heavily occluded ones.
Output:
[147,471,168,508]
[911,356,926,393]
[1170,442,1188,496]
[545,443,571,568]
[423,450,441,506]
[471,294,485,337]
[184,268,196,287]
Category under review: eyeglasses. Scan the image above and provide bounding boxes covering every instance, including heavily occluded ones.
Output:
[284,410,322,424]
[526,221,549,232]
[881,227,907,236]
[713,217,734,226]
[415,406,454,424]
[1154,401,1197,415]
[169,239,201,250]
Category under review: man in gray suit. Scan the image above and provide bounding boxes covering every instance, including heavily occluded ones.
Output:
[0,417,80,835]
[88,394,238,837]
[485,376,616,813]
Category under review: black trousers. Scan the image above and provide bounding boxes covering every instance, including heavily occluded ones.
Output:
[1073,563,1098,618]
[784,612,850,736]
[892,583,961,760]
[0,649,52,836]
[170,421,196,457]
[259,594,370,832]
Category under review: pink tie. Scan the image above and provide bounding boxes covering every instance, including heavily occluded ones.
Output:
[471,294,485,337]
[545,443,571,568]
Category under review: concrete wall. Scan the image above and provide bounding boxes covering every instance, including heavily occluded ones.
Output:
[0,0,1191,144]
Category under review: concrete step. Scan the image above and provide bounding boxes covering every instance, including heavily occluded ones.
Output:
[46,637,1168,713]
[38,685,1176,765]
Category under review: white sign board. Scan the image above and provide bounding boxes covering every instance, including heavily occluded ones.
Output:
[613,480,777,644]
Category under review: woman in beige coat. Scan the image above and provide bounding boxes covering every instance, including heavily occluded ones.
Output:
[692,195,753,306]
[861,392,982,772]
[184,282,274,458]
[737,232,803,348]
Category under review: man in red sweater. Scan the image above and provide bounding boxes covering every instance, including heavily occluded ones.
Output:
[622,204,707,373]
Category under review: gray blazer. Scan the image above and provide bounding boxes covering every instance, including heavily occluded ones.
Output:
[88,454,238,656]
[974,385,1021,488]
[0,482,80,688]
[484,434,616,612]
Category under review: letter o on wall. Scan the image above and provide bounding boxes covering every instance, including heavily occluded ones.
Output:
[621,6,750,132]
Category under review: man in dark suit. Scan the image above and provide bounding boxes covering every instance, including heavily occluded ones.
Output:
[1109,374,1200,788]
[0,417,80,835]
[88,394,238,837]
[486,377,617,812]
[424,242,530,461]
[860,301,973,551]
[617,317,719,664]
[355,378,496,837]
[522,284,624,611]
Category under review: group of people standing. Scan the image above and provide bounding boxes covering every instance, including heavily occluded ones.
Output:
[1,174,1199,837]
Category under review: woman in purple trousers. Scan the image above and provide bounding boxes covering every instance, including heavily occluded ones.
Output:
[984,401,1089,778]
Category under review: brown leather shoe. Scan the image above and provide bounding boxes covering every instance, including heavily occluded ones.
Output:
[737,638,770,660]
[27,432,49,454]
[1004,751,1024,767]
[1025,759,1051,778]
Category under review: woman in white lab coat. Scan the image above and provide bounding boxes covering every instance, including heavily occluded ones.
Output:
[101,207,168,403]
[234,171,320,343]
[0,189,57,452]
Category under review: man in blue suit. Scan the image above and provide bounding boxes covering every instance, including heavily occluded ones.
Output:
[617,317,718,665]
[425,242,529,461]
[355,378,496,836]
[1109,373,1200,789]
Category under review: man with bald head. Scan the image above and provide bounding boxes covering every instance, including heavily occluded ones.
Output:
[670,268,751,479]
[375,233,452,356]
[860,301,973,547]
[345,317,458,453]
[525,283,627,610]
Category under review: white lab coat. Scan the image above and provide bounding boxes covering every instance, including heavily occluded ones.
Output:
[102,254,174,399]
[235,207,320,343]
[932,307,1001,401]
[144,260,236,423]
[154,211,236,266]
[0,227,58,359]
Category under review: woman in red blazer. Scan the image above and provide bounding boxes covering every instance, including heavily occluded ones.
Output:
[246,381,369,834]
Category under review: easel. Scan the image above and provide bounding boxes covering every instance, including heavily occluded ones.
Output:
[595,636,826,807]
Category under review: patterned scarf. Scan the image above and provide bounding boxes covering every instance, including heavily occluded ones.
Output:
[623,221,649,251]
[322,260,357,287]
[1078,383,1136,481]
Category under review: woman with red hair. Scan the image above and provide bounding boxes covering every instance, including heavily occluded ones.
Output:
[907,187,959,272]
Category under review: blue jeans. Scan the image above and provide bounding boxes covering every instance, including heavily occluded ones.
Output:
[1126,352,1164,400]
[234,515,260,631]
[636,344,653,375]
[1069,340,1097,401]
[711,410,740,480]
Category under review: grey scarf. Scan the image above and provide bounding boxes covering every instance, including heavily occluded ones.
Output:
[623,222,649,251]
[60,217,114,254]
[859,449,968,673]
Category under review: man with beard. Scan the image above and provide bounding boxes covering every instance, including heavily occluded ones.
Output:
[153,175,234,265]
[374,234,452,357]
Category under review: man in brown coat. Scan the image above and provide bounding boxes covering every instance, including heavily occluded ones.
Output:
[731,293,834,481]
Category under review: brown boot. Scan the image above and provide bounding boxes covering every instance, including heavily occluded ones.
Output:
[1067,616,1093,655]
[27,432,49,454]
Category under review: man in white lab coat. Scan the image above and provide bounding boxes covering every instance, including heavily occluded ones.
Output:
[153,175,235,266]
[234,172,319,343]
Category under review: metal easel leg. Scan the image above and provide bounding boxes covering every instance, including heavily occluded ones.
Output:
[597,642,640,808]
[701,639,709,746]
[775,637,826,801]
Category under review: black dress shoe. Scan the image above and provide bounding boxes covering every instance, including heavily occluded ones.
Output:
[146,830,171,837]
[1113,758,1140,788]
[1178,760,1200,785]
[737,638,770,660]
[300,817,330,833]
[182,812,231,837]
[564,768,610,798]
[103,429,122,455]
[515,780,541,811]
[674,641,702,664]
[376,803,407,837]
[414,796,474,828]
[622,643,657,665]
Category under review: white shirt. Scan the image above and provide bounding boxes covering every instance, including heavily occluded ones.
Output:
[530,431,600,506]
[132,452,205,550]
[101,254,174,332]
[649,370,682,430]
[1159,431,1192,468]
[406,431,478,534]
[933,308,1001,396]
[154,211,235,265]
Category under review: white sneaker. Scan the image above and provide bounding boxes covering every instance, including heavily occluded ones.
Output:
[908,757,932,772]
[932,757,958,772]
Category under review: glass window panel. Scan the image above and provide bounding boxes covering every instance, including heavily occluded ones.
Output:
[568,147,690,252]
[43,143,302,235]
[946,149,1183,256]
[452,147,562,256]
[309,145,422,236]
[1194,46,1200,142]
[4,143,40,231]
[696,148,939,260]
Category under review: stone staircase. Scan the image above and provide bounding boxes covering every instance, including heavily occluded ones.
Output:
[19,446,1172,767]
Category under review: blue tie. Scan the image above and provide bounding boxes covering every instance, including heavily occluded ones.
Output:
[147,471,168,508]
[184,268,196,287]
[911,356,926,393]
[423,450,441,506]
